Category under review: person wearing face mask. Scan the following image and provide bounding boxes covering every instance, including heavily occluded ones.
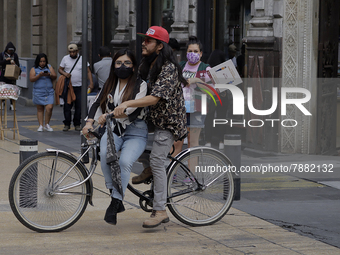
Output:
[172,36,211,157]
[58,44,93,132]
[0,42,21,111]
[82,49,148,225]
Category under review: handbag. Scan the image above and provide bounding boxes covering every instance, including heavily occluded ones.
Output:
[61,56,80,100]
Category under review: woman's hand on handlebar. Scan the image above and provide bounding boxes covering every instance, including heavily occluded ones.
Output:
[97,113,108,126]
[82,121,93,135]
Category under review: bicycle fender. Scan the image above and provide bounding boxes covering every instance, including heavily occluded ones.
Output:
[46,148,80,161]
[45,149,94,206]
[167,146,236,177]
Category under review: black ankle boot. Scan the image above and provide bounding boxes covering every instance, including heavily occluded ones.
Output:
[104,197,119,225]
[107,189,125,213]
[104,197,125,225]
[117,200,125,213]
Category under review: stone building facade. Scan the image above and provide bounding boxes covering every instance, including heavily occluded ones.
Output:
[1,0,339,154]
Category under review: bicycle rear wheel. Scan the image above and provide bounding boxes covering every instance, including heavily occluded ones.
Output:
[167,147,235,226]
[8,151,90,232]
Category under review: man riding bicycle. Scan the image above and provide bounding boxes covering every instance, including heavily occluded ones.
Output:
[114,26,188,228]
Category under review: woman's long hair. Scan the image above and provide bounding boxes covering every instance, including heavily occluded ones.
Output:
[139,41,187,86]
[99,49,138,113]
[34,53,48,68]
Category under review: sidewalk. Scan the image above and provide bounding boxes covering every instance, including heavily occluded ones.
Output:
[0,136,339,254]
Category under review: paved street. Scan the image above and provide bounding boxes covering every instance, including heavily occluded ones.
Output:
[0,100,339,254]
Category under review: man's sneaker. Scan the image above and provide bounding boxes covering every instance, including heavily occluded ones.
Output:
[142,210,169,228]
[132,167,152,184]
[63,125,70,131]
[37,125,43,132]
[44,124,53,132]
[75,125,82,131]
[205,142,212,147]
[219,142,224,150]
[9,104,15,111]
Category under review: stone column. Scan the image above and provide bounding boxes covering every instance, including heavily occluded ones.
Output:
[170,0,189,41]
[71,0,83,44]
[247,0,274,37]
[3,0,17,46]
[58,0,68,67]
[111,0,131,51]
[244,0,281,153]
[32,0,43,55]
[281,0,319,154]
[69,0,92,61]
[42,0,58,69]
[17,0,32,57]
[0,0,4,51]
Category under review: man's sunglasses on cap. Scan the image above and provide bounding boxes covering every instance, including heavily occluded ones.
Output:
[143,37,158,45]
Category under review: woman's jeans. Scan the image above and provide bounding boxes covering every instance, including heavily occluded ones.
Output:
[100,119,148,201]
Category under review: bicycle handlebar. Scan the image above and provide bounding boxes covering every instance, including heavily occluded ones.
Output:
[88,129,101,139]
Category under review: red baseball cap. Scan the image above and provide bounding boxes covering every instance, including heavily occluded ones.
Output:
[137,26,169,44]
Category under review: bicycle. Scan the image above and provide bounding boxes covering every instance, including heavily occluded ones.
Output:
[8,125,236,233]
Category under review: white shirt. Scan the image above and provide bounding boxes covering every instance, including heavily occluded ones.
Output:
[113,79,148,127]
[59,54,90,87]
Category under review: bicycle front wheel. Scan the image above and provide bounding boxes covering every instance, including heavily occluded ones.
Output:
[8,151,90,232]
[167,147,235,226]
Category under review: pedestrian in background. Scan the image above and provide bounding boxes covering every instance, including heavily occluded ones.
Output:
[228,44,238,68]
[93,46,112,90]
[29,53,57,132]
[168,38,181,62]
[173,36,211,156]
[58,44,93,131]
[0,42,20,111]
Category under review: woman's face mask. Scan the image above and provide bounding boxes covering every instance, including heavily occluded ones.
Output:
[186,52,200,65]
[114,65,133,79]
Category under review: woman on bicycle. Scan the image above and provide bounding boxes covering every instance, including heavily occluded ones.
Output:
[82,49,148,225]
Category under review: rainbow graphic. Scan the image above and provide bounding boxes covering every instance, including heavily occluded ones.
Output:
[195,81,223,106]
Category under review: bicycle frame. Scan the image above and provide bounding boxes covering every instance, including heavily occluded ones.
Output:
[44,139,234,211]
[45,140,97,206]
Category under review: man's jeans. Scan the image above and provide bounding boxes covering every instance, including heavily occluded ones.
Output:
[63,86,81,126]
[147,129,174,210]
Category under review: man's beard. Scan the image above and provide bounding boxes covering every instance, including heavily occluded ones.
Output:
[144,51,158,65]
[70,54,78,59]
